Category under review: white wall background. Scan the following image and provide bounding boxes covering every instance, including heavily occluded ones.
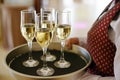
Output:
[4,0,34,6]
[3,0,112,38]
[42,0,112,38]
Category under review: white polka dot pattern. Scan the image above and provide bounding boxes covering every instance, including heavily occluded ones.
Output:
[87,2,120,76]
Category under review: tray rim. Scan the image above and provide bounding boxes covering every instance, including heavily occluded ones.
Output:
[4,42,92,79]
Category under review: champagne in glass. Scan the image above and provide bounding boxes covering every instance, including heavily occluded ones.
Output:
[54,11,71,68]
[20,10,39,67]
[40,8,57,62]
[35,13,54,76]
[57,24,71,40]
[21,23,35,41]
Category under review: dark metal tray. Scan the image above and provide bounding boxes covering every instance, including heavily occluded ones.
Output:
[5,42,91,80]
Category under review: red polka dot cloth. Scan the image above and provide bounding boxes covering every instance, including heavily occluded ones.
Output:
[87,1,120,76]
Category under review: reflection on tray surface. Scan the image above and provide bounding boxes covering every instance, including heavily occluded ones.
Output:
[9,49,87,76]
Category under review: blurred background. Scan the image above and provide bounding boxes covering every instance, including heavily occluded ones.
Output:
[0,0,111,80]
[0,0,111,50]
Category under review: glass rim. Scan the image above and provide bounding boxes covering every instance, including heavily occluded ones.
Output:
[36,13,41,16]
[36,13,52,17]
[57,10,71,14]
[40,8,57,15]
[21,9,36,13]
[40,8,55,11]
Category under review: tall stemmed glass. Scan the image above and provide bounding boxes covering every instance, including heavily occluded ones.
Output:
[35,13,54,76]
[20,10,39,67]
[54,11,71,68]
[40,8,57,62]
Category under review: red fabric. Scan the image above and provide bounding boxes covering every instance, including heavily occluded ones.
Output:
[87,2,120,76]
[115,0,120,4]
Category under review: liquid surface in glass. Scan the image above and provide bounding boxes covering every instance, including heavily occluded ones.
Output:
[35,28,52,48]
[56,24,71,40]
[42,21,55,31]
[21,23,35,41]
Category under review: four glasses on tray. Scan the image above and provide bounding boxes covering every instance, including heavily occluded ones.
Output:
[20,8,71,76]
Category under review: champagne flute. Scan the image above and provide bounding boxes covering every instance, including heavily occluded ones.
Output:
[54,11,71,68]
[40,8,57,62]
[20,10,39,67]
[35,13,54,76]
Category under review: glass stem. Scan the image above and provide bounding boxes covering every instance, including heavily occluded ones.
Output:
[60,40,65,61]
[27,41,33,60]
[42,47,48,68]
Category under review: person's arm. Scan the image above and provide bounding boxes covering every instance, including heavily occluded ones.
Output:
[77,72,114,80]
[77,16,120,80]
[78,12,120,80]
[112,15,120,80]
[78,37,87,48]
[65,37,87,49]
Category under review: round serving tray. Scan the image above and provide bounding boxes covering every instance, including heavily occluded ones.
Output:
[5,42,91,80]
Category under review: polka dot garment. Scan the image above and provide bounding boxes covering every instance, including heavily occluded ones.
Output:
[87,1,120,76]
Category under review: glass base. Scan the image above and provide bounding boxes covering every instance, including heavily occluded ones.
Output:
[23,59,39,67]
[36,67,54,76]
[54,60,71,68]
[41,52,56,62]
